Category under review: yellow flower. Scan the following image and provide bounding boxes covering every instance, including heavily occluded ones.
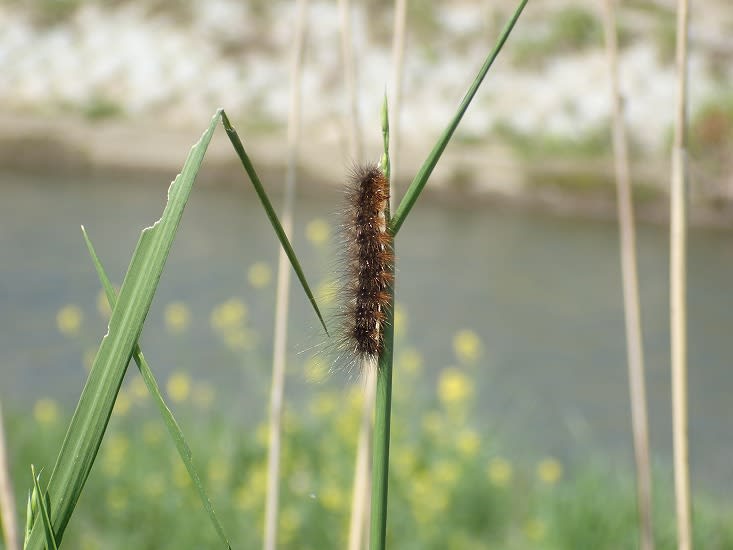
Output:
[305,218,331,246]
[452,329,483,365]
[487,457,513,488]
[33,398,59,426]
[316,279,338,306]
[279,506,302,545]
[456,429,480,458]
[192,382,215,409]
[432,459,460,486]
[96,288,112,319]
[166,371,191,403]
[223,327,257,351]
[172,459,190,488]
[248,261,272,289]
[399,347,423,375]
[112,389,131,417]
[537,457,563,485]
[393,302,407,334]
[143,473,165,498]
[255,422,269,448]
[207,457,230,485]
[143,421,163,446]
[304,356,329,383]
[130,375,149,401]
[438,368,474,407]
[393,446,417,474]
[164,301,191,334]
[524,518,547,542]
[319,483,345,511]
[102,434,129,477]
[56,304,83,337]
[83,348,97,372]
[105,486,128,512]
[235,462,268,511]
[421,411,443,438]
[309,392,338,418]
[210,298,247,332]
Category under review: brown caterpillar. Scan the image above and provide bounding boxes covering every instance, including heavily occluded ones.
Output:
[335,163,393,370]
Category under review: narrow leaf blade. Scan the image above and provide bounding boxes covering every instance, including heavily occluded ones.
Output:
[389,0,528,236]
[25,109,222,549]
[220,110,329,335]
[81,227,232,548]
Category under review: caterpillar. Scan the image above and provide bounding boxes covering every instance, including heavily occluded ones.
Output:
[335,163,393,371]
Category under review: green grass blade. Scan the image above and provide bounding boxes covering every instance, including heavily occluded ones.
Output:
[81,227,232,549]
[29,466,57,550]
[25,109,222,550]
[220,110,329,335]
[389,0,528,236]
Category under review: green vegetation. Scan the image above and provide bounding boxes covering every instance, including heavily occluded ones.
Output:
[8,362,733,549]
[690,94,733,170]
[494,120,613,160]
[512,7,603,68]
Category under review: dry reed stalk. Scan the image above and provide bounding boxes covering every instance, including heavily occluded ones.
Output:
[670,0,692,547]
[347,369,377,550]
[600,1,654,548]
[338,0,362,160]
[0,400,19,550]
[263,1,309,549]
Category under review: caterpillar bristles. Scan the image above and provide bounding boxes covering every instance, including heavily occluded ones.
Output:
[331,162,393,376]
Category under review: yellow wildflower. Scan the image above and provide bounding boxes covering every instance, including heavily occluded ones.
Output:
[248,261,272,289]
[319,483,345,511]
[56,304,83,337]
[304,356,329,384]
[399,347,423,375]
[143,421,163,446]
[524,518,547,542]
[96,288,112,319]
[143,473,165,498]
[393,302,407,334]
[316,279,338,306]
[453,329,483,364]
[438,368,473,406]
[33,398,59,426]
[210,298,247,332]
[487,457,513,488]
[456,429,480,458]
[537,457,563,485]
[105,487,128,513]
[172,459,190,489]
[309,392,338,418]
[164,301,191,334]
[130,375,148,401]
[112,389,131,417]
[166,371,191,403]
[207,457,230,485]
[305,218,331,246]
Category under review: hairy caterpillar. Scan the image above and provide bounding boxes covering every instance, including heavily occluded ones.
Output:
[334,163,393,371]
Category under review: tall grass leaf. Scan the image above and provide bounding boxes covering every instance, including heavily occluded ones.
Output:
[389,0,528,236]
[81,227,232,549]
[30,466,57,550]
[220,111,329,335]
[24,109,222,549]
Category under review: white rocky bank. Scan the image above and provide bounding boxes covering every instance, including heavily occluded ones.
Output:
[0,1,728,157]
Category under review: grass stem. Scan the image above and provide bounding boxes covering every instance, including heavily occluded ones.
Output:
[0,400,19,550]
[670,0,692,547]
[263,1,309,549]
[600,1,654,548]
